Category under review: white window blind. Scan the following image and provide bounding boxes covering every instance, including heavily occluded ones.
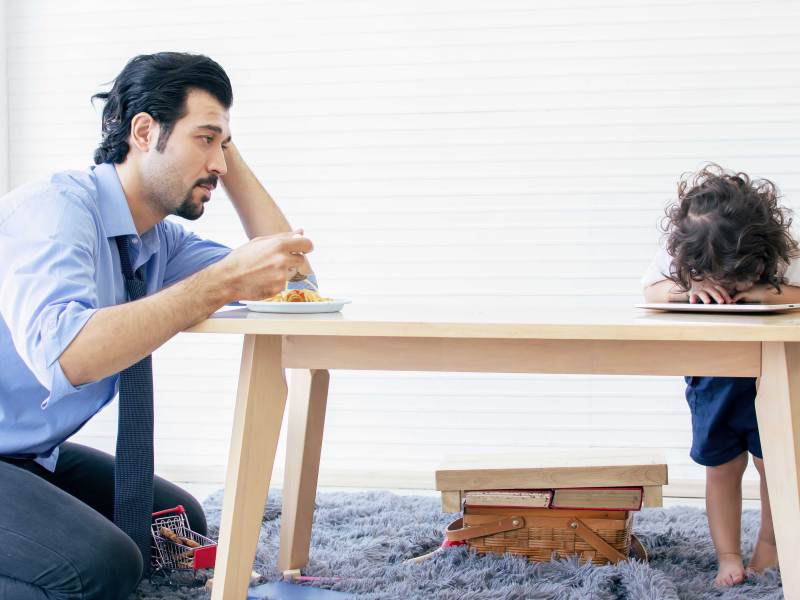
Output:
[5,0,799,498]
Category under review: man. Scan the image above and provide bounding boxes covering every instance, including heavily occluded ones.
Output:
[0,52,314,599]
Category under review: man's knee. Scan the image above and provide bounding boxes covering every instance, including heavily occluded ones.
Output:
[181,493,209,537]
[4,527,143,600]
[77,526,143,600]
[0,462,142,600]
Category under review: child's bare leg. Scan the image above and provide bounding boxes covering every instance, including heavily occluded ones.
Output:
[748,456,779,572]
[706,452,748,586]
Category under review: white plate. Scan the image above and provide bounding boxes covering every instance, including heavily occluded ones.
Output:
[636,302,800,314]
[241,298,351,314]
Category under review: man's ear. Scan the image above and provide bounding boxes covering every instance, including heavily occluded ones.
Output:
[129,112,159,153]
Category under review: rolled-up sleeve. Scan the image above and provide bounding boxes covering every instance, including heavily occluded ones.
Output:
[161,221,321,293]
[162,221,231,287]
[0,199,99,408]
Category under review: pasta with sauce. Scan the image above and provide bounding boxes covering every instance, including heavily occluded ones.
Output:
[265,289,331,303]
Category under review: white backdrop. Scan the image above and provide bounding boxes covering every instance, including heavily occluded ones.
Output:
[4,0,800,498]
[0,0,8,195]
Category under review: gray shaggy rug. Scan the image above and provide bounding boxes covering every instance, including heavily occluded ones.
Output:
[133,490,783,600]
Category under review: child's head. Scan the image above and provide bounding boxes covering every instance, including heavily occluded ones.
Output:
[663,164,798,293]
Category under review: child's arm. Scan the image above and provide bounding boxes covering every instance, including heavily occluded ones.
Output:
[732,284,800,304]
[642,246,732,304]
[643,280,688,303]
[644,279,733,304]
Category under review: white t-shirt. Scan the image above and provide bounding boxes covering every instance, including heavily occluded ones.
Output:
[641,246,800,288]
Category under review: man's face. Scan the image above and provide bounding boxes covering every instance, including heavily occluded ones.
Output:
[141,89,231,220]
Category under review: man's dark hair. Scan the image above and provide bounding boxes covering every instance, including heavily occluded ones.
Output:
[92,52,233,164]
[663,164,798,292]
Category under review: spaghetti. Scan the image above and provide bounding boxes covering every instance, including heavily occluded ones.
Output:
[265,289,331,303]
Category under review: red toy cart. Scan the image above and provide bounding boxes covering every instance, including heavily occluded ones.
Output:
[150,505,217,572]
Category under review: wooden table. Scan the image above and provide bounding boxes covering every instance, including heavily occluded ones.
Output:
[187,305,800,600]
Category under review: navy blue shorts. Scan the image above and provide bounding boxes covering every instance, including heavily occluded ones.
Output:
[684,376,762,467]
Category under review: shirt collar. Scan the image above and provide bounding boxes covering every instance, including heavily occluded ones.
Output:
[93,162,160,270]
[94,162,138,239]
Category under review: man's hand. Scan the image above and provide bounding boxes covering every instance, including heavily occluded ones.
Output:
[688,280,733,304]
[213,230,313,301]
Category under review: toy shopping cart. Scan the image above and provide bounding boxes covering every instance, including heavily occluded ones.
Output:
[151,505,217,572]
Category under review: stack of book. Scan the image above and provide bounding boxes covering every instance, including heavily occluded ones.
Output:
[463,486,644,511]
[435,449,668,514]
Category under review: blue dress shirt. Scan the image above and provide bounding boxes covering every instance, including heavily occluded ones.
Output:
[0,162,312,471]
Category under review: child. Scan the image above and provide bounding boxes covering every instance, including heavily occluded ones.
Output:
[642,164,800,586]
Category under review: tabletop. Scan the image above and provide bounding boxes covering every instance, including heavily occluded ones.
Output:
[186,304,800,342]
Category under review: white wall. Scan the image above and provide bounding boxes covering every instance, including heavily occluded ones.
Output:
[5,0,800,498]
[0,0,8,196]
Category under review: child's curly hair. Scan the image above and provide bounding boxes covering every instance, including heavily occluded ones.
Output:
[663,164,798,292]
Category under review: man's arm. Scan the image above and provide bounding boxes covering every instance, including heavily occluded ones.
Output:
[59,261,230,386]
[60,233,312,386]
[222,143,313,274]
[222,143,291,238]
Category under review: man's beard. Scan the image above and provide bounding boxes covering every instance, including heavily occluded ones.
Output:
[143,159,218,220]
[175,187,205,220]
[172,175,218,220]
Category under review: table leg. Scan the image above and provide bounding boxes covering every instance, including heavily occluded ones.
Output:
[755,342,800,600]
[212,335,287,600]
[278,369,330,576]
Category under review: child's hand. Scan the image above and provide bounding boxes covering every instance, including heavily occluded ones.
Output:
[688,280,733,304]
[731,284,777,304]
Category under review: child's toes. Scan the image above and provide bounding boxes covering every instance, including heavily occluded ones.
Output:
[715,557,746,587]
[716,573,741,587]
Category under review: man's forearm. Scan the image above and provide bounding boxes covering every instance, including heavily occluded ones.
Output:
[222,143,292,239]
[59,262,233,386]
[221,143,313,274]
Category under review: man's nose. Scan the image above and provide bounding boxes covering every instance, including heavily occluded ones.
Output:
[208,146,227,177]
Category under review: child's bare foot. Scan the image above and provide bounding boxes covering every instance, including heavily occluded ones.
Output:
[748,536,779,573]
[715,552,746,587]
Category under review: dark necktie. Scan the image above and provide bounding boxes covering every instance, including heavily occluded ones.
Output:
[113,235,154,573]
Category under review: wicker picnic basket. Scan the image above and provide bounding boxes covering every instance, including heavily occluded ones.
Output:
[445,506,646,565]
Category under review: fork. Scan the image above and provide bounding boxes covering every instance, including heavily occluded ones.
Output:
[288,270,319,291]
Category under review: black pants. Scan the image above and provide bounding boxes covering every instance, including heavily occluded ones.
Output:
[0,442,207,600]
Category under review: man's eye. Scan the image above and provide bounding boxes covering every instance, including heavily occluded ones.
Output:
[201,136,213,144]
